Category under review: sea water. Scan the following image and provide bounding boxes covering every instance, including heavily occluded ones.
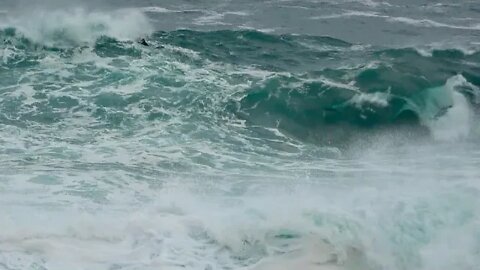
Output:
[1,1,480,269]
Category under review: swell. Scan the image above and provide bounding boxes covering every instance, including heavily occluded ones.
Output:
[1,26,480,145]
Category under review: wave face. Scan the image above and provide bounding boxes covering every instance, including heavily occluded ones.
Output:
[2,26,480,145]
[1,7,480,270]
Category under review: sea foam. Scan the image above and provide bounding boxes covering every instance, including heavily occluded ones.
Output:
[1,8,153,46]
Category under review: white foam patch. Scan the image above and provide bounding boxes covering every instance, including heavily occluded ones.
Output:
[420,222,478,270]
[348,92,390,108]
[1,47,17,64]
[141,6,175,13]
[192,10,248,26]
[193,11,229,26]
[100,78,147,95]
[319,78,359,92]
[428,75,474,142]
[351,0,382,8]
[161,44,201,60]
[312,11,387,20]
[225,11,250,16]
[238,25,277,33]
[8,84,37,105]
[388,17,480,30]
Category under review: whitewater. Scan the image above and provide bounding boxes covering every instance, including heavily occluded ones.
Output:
[1,1,480,270]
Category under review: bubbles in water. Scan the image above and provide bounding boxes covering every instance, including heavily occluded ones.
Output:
[428,75,475,141]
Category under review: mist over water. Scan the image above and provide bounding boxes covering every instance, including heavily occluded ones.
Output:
[0,1,480,270]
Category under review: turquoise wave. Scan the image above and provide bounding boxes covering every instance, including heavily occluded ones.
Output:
[1,28,479,145]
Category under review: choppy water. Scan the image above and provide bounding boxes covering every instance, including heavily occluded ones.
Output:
[1,1,480,270]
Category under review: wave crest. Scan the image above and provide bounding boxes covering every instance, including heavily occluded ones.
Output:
[0,8,153,46]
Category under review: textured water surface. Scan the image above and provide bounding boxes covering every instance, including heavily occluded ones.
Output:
[0,1,480,270]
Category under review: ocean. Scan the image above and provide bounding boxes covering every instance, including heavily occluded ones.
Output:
[0,0,480,269]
